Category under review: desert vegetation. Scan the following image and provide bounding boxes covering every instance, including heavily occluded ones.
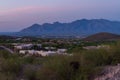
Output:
[0,42,120,80]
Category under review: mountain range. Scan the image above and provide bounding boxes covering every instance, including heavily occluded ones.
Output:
[2,19,120,38]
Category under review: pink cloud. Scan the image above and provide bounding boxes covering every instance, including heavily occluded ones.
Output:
[0,5,85,16]
[0,6,51,15]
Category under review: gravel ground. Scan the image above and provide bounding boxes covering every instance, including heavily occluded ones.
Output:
[94,65,120,80]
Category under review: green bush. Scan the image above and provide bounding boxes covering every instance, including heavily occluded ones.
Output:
[0,72,16,80]
[0,50,11,59]
[1,58,22,74]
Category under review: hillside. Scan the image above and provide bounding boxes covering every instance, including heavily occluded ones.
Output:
[17,19,120,37]
[82,32,120,41]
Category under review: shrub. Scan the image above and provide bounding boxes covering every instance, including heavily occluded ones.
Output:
[23,66,37,80]
[1,58,22,74]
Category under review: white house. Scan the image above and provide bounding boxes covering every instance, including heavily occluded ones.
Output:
[19,50,27,54]
[45,51,56,56]
[44,47,56,50]
[57,49,67,54]
[27,50,36,55]
[36,51,56,56]
[14,44,33,50]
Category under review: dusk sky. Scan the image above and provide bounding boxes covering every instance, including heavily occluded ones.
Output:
[0,0,120,32]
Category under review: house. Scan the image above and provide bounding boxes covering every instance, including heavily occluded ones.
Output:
[17,44,68,56]
[14,44,42,50]
[44,47,56,51]
[57,49,67,54]
[14,44,33,50]
[15,46,23,50]
[28,50,36,55]
[36,51,56,56]
[44,51,56,56]
[19,50,27,54]
[19,50,57,56]
[19,50,37,55]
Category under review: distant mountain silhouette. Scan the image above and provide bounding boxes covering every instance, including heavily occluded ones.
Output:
[19,19,120,36]
[10,19,120,37]
[82,32,120,41]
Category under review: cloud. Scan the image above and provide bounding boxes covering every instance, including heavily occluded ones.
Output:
[0,6,50,15]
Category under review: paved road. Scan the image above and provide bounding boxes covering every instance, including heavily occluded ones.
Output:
[0,46,14,54]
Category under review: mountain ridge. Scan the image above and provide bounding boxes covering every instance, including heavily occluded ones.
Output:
[18,19,120,37]
[2,19,120,37]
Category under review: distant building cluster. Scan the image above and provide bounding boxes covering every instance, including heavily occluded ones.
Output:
[13,43,67,56]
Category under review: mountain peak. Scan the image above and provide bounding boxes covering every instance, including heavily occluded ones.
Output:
[31,24,40,27]
[53,22,61,24]
[73,19,88,22]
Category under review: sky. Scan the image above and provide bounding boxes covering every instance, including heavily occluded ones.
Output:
[0,0,120,32]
